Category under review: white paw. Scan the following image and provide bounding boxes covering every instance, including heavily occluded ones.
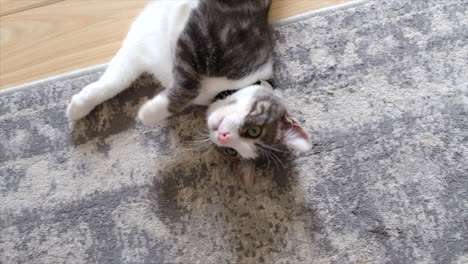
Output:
[66,93,95,120]
[138,95,171,126]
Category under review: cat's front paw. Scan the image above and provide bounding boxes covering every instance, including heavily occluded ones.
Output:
[137,95,171,126]
[66,94,95,121]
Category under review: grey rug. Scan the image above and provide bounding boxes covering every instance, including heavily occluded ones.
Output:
[1,0,467,263]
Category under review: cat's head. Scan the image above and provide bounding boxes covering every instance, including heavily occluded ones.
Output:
[206,81,311,185]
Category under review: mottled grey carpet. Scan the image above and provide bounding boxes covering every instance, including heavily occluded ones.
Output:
[1,0,468,263]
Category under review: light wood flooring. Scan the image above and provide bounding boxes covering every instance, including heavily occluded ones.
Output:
[0,0,353,89]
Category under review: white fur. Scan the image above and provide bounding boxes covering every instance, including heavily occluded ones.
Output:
[67,0,273,122]
[138,93,171,126]
[282,129,312,152]
[194,62,273,105]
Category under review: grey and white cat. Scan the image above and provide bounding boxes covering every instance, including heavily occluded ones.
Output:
[67,0,312,184]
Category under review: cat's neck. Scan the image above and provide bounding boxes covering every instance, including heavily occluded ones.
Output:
[212,81,273,102]
[213,90,239,102]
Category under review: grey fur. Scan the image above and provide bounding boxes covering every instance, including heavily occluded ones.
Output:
[167,0,274,112]
[241,89,286,147]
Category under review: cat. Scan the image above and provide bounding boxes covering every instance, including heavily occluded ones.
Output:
[67,0,312,185]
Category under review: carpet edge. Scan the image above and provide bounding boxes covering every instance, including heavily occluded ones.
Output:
[271,0,369,26]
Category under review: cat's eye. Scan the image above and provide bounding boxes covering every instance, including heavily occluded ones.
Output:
[224,147,238,156]
[247,126,262,138]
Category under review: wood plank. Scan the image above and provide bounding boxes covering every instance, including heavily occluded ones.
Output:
[271,0,352,20]
[0,0,146,88]
[0,0,62,16]
[0,0,354,89]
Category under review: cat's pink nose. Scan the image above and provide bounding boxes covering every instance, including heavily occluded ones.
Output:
[218,132,231,144]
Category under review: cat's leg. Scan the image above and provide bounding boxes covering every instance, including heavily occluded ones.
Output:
[67,47,144,120]
[138,67,200,125]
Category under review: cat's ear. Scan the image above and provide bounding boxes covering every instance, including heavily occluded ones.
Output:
[260,80,273,89]
[281,115,312,152]
[236,160,256,186]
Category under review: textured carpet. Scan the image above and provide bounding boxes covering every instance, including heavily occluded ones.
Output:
[1,0,467,263]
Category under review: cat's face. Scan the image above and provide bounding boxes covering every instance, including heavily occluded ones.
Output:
[206,81,312,184]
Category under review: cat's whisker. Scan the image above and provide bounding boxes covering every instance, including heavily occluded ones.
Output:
[201,144,215,158]
[190,138,212,144]
[268,150,280,171]
[180,146,209,152]
[260,145,280,171]
[265,150,272,169]
[259,148,271,168]
[260,144,287,153]
[195,130,211,137]
[192,128,209,137]
[180,139,213,152]
[199,128,210,133]
[181,143,208,151]
[259,143,287,169]
[189,143,210,148]
[184,134,212,145]
[263,145,284,170]
[269,150,285,169]
[196,131,210,137]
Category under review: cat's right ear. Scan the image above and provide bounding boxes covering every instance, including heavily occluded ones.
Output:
[281,115,312,152]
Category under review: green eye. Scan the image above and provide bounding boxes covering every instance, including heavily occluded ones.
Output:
[224,147,238,156]
[247,126,262,138]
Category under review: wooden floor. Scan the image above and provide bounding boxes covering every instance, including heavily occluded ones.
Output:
[0,0,353,89]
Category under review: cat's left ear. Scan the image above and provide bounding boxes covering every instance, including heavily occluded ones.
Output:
[281,115,312,152]
[260,80,273,89]
[236,160,256,186]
